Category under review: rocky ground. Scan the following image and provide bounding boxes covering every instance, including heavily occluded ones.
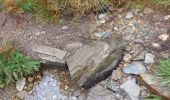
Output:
[0,7,170,100]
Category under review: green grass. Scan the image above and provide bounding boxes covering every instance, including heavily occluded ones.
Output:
[157,59,170,87]
[0,40,40,88]
[144,94,161,100]
[17,0,37,13]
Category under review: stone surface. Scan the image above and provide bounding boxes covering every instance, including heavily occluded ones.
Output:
[139,74,170,99]
[66,38,124,88]
[143,8,154,15]
[152,43,160,48]
[123,62,146,75]
[159,34,169,41]
[120,78,140,100]
[16,77,26,91]
[32,45,68,59]
[111,68,122,81]
[94,31,112,39]
[144,53,155,64]
[66,42,83,51]
[86,84,118,100]
[15,91,27,99]
[98,14,106,19]
[123,53,132,62]
[125,12,133,19]
[164,15,170,20]
[32,45,69,67]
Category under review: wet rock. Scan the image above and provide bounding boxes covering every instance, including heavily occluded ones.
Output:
[164,15,170,20]
[86,84,118,100]
[94,31,112,39]
[66,38,124,88]
[143,8,154,15]
[111,68,122,81]
[139,74,170,99]
[123,62,146,75]
[16,77,26,91]
[144,53,154,64]
[66,42,83,51]
[32,45,69,68]
[120,78,140,100]
[125,12,133,19]
[159,34,169,41]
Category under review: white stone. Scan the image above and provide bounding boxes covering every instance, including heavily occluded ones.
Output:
[99,19,106,24]
[152,43,160,48]
[144,53,155,64]
[159,34,169,41]
[98,14,106,19]
[16,77,26,91]
[164,15,170,20]
[62,26,69,30]
[125,12,133,19]
[120,79,140,100]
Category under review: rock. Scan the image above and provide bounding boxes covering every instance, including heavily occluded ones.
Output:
[152,43,161,48]
[66,42,83,51]
[139,74,170,99]
[143,8,154,15]
[99,19,106,24]
[94,31,112,39]
[120,78,140,100]
[123,62,146,75]
[62,26,69,30]
[133,52,145,61]
[15,91,27,99]
[144,53,155,64]
[98,14,106,19]
[86,84,118,100]
[111,68,122,81]
[164,15,170,20]
[123,53,132,62]
[66,38,124,88]
[159,34,169,41]
[32,45,69,67]
[28,77,34,83]
[125,12,133,19]
[16,77,26,91]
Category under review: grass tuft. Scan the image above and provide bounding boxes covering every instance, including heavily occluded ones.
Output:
[0,39,40,88]
[157,59,170,87]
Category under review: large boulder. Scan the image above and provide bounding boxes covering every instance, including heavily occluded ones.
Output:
[66,37,125,88]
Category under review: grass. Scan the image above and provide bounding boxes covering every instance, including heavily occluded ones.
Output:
[1,0,170,23]
[0,40,40,88]
[157,59,170,87]
[144,94,161,100]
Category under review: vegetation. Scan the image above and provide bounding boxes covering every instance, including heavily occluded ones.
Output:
[1,0,170,22]
[0,40,40,88]
[157,59,170,87]
[144,94,161,100]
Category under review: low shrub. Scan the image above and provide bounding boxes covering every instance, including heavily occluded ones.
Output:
[0,40,40,88]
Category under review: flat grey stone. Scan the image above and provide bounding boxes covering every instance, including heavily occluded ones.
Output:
[120,78,140,100]
[32,45,68,59]
[16,77,26,91]
[87,84,118,100]
[143,8,154,15]
[144,53,154,64]
[123,62,146,75]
